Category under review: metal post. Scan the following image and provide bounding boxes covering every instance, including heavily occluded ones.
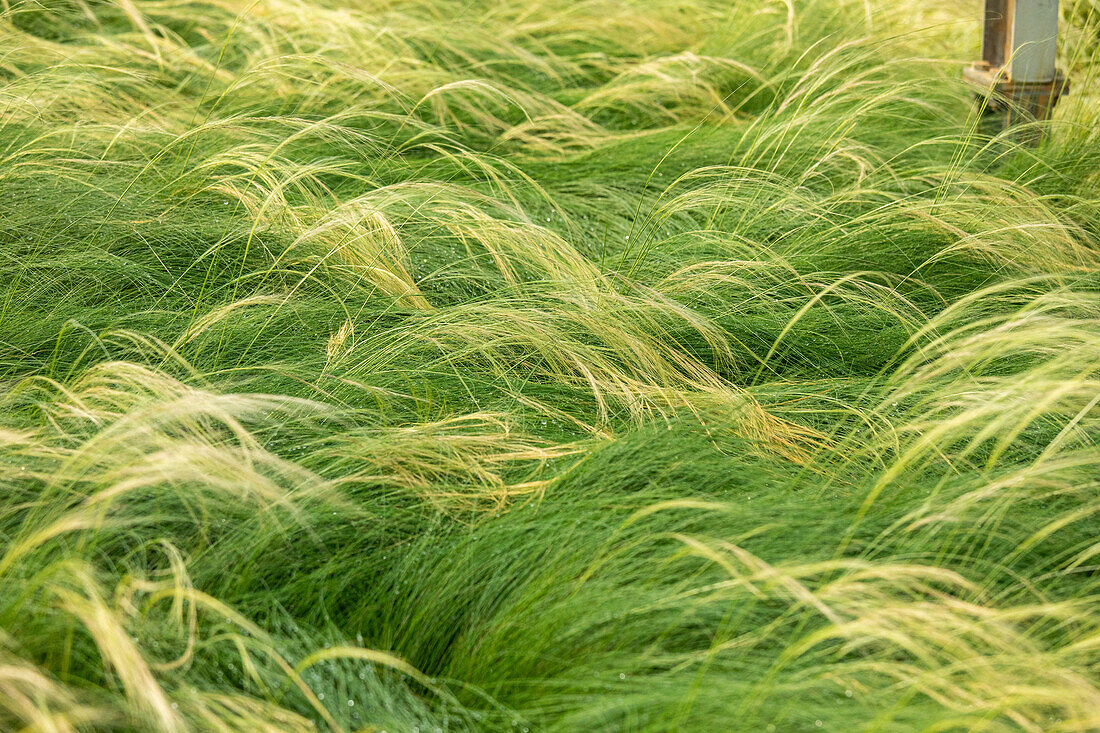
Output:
[964,0,1068,132]
[1008,0,1059,84]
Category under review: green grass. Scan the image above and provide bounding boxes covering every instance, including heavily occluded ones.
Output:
[2,0,1100,730]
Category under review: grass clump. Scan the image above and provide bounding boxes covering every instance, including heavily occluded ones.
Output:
[2,0,1100,730]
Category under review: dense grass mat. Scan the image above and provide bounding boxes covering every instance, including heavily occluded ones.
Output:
[2,0,1100,730]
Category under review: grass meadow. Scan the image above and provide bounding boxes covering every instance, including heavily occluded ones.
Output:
[2,0,1100,730]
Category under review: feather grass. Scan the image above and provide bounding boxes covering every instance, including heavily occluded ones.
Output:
[1,0,1100,730]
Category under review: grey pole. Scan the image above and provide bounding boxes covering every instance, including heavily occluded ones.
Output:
[964,0,1068,132]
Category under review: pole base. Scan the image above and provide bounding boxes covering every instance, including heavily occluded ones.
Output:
[964,62,1069,130]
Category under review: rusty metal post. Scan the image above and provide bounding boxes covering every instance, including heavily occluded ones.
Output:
[964,0,1068,134]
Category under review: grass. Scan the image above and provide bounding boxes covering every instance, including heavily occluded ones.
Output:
[1,0,1100,729]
